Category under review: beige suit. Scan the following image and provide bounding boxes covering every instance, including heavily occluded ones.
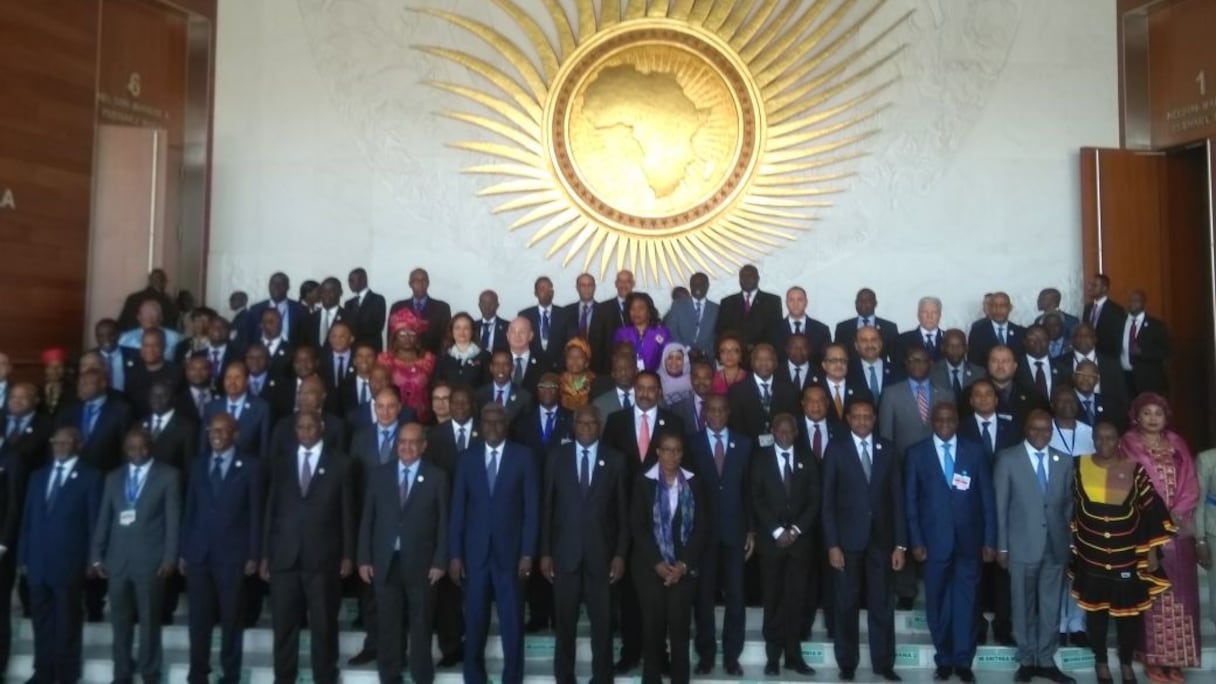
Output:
[1194,448,1216,627]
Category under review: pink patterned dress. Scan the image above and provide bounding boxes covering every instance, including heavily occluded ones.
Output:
[378,351,437,424]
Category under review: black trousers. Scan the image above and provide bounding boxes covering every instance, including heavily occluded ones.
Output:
[615,565,645,663]
[553,564,612,684]
[525,568,553,628]
[161,572,183,624]
[270,568,340,684]
[358,579,379,653]
[760,547,810,664]
[634,566,696,684]
[694,541,746,664]
[803,529,835,637]
[979,561,1013,640]
[376,555,435,684]
[0,551,16,673]
[187,563,246,684]
[29,575,84,683]
[1087,610,1140,665]
[434,575,464,658]
[85,575,107,620]
[833,546,895,673]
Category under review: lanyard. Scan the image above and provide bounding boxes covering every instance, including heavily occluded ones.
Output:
[1053,422,1076,456]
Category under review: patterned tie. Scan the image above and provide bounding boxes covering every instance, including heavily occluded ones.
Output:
[942,441,955,485]
[47,464,65,508]
[998,325,1007,344]
[457,426,468,451]
[1035,451,1048,494]
[713,433,726,475]
[812,423,823,460]
[399,467,410,508]
[1083,398,1095,424]
[579,448,591,494]
[981,420,994,457]
[859,439,872,482]
[481,321,492,349]
[916,383,930,423]
[638,412,651,460]
[299,450,313,496]
[1128,318,1139,353]
[759,381,772,414]
[868,365,880,398]
[210,456,224,496]
[833,384,844,417]
[380,429,393,463]
[579,304,591,337]
[486,449,499,494]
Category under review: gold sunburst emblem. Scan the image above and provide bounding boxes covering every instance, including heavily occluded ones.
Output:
[415,0,908,283]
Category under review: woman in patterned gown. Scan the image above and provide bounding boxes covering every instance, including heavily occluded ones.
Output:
[1119,394,1201,682]
[378,307,437,423]
[1071,421,1173,684]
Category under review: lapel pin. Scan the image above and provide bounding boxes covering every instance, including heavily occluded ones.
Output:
[472,431,479,438]
[729,442,735,449]
[876,443,883,450]
[417,475,425,483]
[24,426,32,434]
[244,403,251,409]
[318,467,326,475]
[126,360,134,368]
[847,388,854,395]
[598,459,605,466]
[797,462,804,469]
[235,461,243,468]
[71,472,78,479]
[1052,455,1059,462]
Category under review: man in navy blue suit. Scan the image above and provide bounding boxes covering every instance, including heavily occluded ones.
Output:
[19,427,103,684]
[201,361,272,461]
[245,272,307,345]
[449,403,539,684]
[690,395,754,676]
[343,267,387,353]
[967,292,1026,367]
[519,276,571,372]
[821,400,906,682]
[180,412,262,684]
[905,402,996,683]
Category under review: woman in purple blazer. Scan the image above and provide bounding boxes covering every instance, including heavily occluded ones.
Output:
[613,293,672,373]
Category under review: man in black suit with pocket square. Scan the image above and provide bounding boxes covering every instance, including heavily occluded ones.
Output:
[343,268,387,353]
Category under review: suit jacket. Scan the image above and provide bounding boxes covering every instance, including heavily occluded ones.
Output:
[1129,314,1170,393]
[846,357,905,406]
[962,381,1046,431]
[1014,354,1062,404]
[143,412,199,483]
[357,460,448,580]
[663,298,719,358]
[196,345,241,391]
[269,412,347,464]
[123,361,182,418]
[898,328,945,362]
[966,319,1026,367]
[715,290,783,350]
[58,396,135,472]
[520,305,571,371]
[1083,299,1128,358]
[1071,390,1127,432]
[436,350,490,390]
[343,291,387,352]
[750,444,819,558]
[797,416,842,459]
[475,316,511,354]
[0,434,29,550]
[834,316,900,356]
[230,310,251,350]
[260,339,295,384]
[602,407,684,485]
[726,376,798,441]
[877,380,955,457]
[993,443,1074,564]
[587,298,625,374]
[91,461,181,576]
[591,389,632,435]
[200,395,272,460]
[180,452,262,568]
[510,406,574,472]
[1053,351,1129,408]
[0,411,52,478]
[540,443,629,574]
[958,413,1020,462]
[318,349,358,415]
[389,297,452,354]
[812,376,875,424]
[904,436,996,560]
[671,394,707,437]
[771,316,833,364]
[821,433,906,553]
[263,446,356,572]
[20,461,103,583]
[688,429,753,546]
[629,471,709,573]
[424,419,478,476]
[474,382,533,425]
[777,361,816,396]
[247,298,307,346]
[930,360,986,399]
[449,441,539,570]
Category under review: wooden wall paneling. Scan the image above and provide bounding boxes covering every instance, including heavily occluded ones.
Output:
[97,0,189,146]
[1079,148,1168,300]
[1146,0,1216,148]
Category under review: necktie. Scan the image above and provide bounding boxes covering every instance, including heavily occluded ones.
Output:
[694,300,703,321]
[541,310,550,341]
[925,333,935,351]
[695,398,704,431]
[251,377,262,396]
[1128,318,1139,352]
[399,467,410,508]
[542,411,555,445]
[759,382,772,413]
[579,304,591,337]
[457,426,467,451]
[487,449,499,494]
[414,298,424,313]
[336,354,346,386]
[579,448,591,494]
[299,450,313,495]
[1082,398,1095,424]
[743,292,752,315]
[47,464,64,507]
[1035,451,1048,494]
[998,325,1007,344]
[794,320,802,334]
[359,379,369,404]
[4,419,16,440]
[942,441,955,485]
[812,423,823,459]
[481,321,492,349]
[1089,303,1100,327]
[868,365,880,398]
[781,451,793,494]
[210,456,224,495]
[211,350,222,378]
[513,357,524,384]
[865,317,873,328]
[981,420,994,456]
[496,389,505,406]
[859,439,872,481]
[126,466,141,503]
[82,403,99,440]
[1034,360,1048,397]
[229,402,240,420]
[638,412,651,460]
[380,429,393,462]
[951,368,962,397]
[622,391,633,411]
[916,384,930,423]
[713,433,726,475]
[833,385,844,417]
[792,365,803,388]
[195,391,207,416]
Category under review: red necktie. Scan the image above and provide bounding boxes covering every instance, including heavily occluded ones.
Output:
[743,293,752,315]
[638,413,650,460]
[1128,318,1139,352]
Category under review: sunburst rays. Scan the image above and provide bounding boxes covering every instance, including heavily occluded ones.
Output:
[413,0,909,283]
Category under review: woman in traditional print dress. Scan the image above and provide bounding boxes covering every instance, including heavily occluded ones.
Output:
[558,337,595,410]
[612,292,671,373]
[378,307,437,423]
[1119,394,1201,682]
[1071,421,1173,684]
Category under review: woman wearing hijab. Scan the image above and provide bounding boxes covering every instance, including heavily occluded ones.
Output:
[658,342,692,406]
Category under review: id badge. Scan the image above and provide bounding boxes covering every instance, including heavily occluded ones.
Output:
[951,473,972,491]
[758,434,775,448]
[119,509,137,526]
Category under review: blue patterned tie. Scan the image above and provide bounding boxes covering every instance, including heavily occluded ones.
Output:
[1035,451,1048,494]
[942,441,955,485]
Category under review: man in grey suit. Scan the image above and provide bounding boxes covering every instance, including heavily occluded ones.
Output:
[930,329,986,403]
[591,353,639,435]
[663,272,718,359]
[358,421,448,684]
[994,410,1076,684]
[91,427,182,684]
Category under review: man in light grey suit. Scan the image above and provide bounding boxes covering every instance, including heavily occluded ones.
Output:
[994,410,1076,684]
[663,272,719,359]
[91,427,182,684]
[591,353,639,435]
[930,329,986,401]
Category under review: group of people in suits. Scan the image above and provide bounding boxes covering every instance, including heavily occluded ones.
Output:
[0,262,1183,684]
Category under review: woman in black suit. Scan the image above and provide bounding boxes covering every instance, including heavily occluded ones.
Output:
[631,429,708,684]
[435,312,488,389]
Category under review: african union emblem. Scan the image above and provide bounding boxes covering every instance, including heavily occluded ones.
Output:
[415,0,908,282]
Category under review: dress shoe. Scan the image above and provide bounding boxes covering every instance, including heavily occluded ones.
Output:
[1070,631,1090,648]
[786,660,815,676]
[525,619,549,633]
[896,597,915,610]
[436,652,462,668]
[838,669,856,681]
[957,667,976,682]
[613,657,639,674]
[724,660,744,676]
[347,648,377,666]
[694,660,713,675]
[1095,663,1115,684]
[935,665,954,680]
[764,661,780,676]
[1040,665,1077,683]
[1015,665,1037,682]
[877,669,903,682]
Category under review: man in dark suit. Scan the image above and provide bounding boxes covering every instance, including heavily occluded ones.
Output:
[834,288,899,357]
[1035,288,1079,342]
[259,411,355,684]
[343,267,387,352]
[849,326,904,406]
[389,268,452,354]
[564,273,603,369]
[1082,273,1127,358]
[601,371,684,672]
[589,269,634,373]
[967,292,1026,366]
[90,428,181,684]
[358,421,448,684]
[245,272,307,345]
[539,404,629,684]
[931,329,986,408]
[505,317,545,394]
[269,376,348,463]
[318,323,357,416]
[1014,325,1062,404]
[180,412,262,684]
[821,400,906,682]
[897,296,945,362]
[177,354,215,421]
[449,403,539,684]
[0,383,41,673]
[201,362,272,461]
[1070,361,1127,431]
[123,329,181,419]
[200,316,240,391]
[727,343,798,444]
[771,286,832,365]
[304,277,348,351]
[905,403,996,683]
[878,347,955,458]
[816,343,875,424]
[475,350,534,424]
[59,369,134,477]
[590,353,640,433]
[797,385,840,638]
[671,361,714,436]
[268,345,322,422]
[20,428,103,684]
[144,380,198,622]
[751,413,819,677]
[476,289,512,354]
[663,272,719,360]
[964,346,1045,430]
[780,333,815,395]
[1054,323,1130,427]
[228,292,250,350]
[253,309,295,384]
[1122,289,1170,395]
[690,395,754,675]
[519,276,571,371]
[715,264,782,352]
[118,268,180,330]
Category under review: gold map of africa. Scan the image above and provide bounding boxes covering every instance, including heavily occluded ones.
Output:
[566,50,740,220]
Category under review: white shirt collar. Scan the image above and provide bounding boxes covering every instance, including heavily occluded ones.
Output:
[933,435,957,450]
[1024,441,1050,460]
[1074,350,1096,362]
[298,443,321,459]
[643,463,694,481]
[152,409,175,424]
[919,327,937,336]
[224,393,248,407]
[453,418,473,434]
[852,432,873,451]
[635,406,657,421]
[1094,296,1108,307]
[753,374,773,391]
[352,288,368,301]
[51,456,79,479]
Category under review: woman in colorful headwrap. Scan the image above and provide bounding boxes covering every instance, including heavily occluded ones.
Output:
[378,307,437,423]
[1119,394,1200,682]
[558,337,595,410]
[1070,421,1173,684]
[40,347,71,418]
[630,429,707,684]
[657,342,692,406]
[613,292,672,372]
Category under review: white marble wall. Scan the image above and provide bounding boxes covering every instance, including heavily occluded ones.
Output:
[210,0,1118,331]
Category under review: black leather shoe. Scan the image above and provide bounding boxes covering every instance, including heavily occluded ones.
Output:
[613,658,639,674]
[1015,665,1036,682]
[877,669,903,682]
[1070,631,1090,648]
[787,660,815,676]
[838,669,856,681]
[724,660,743,676]
[347,648,377,666]
[764,661,780,676]
[896,597,915,610]
[694,660,713,675]
[934,665,953,680]
[957,667,976,682]
[1041,666,1077,683]
[436,652,462,668]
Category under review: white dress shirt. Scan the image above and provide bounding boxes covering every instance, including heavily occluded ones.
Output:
[297,444,320,476]
[1025,354,1054,395]
[46,457,79,497]
[484,442,504,468]
[1120,313,1144,370]
[576,441,598,486]
[1023,442,1051,480]
[1050,421,1094,456]
[771,446,799,538]
[974,413,999,453]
